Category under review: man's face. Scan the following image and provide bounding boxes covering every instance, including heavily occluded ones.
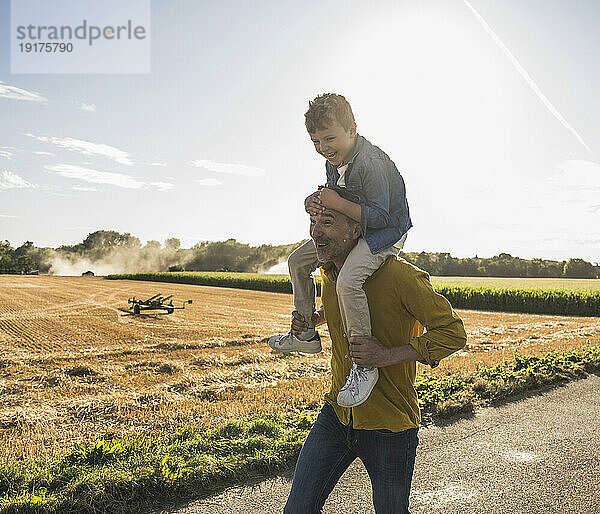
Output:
[308,121,357,167]
[310,209,360,266]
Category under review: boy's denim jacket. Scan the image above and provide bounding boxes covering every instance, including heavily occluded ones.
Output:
[325,135,412,254]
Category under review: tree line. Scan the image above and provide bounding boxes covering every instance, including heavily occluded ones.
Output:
[399,251,599,279]
[0,241,38,274]
[1,231,599,278]
[1,231,299,274]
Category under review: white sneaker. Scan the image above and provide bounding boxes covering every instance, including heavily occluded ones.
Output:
[337,364,379,407]
[268,331,322,354]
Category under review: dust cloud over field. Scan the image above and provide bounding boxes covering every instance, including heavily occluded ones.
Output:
[0,275,599,463]
[46,247,187,276]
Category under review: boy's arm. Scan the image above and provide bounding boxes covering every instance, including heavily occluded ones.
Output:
[323,158,401,230]
[305,191,325,216]
[318,188,361,222]
[290,307,326,334]
[358,157,393,229]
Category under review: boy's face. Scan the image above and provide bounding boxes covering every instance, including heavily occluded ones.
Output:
[309,121,357,167]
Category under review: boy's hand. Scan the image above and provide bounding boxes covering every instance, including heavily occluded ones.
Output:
[290,309,325,334]
[290,310,309,334]
[318,187,343,211]
[305,191,324,215]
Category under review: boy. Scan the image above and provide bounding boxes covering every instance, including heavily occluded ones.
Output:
[269,93,412,408]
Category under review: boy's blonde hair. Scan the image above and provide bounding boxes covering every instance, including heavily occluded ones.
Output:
[304,93,355,133]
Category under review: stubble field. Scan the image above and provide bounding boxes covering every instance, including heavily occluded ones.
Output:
[1,275,599,465]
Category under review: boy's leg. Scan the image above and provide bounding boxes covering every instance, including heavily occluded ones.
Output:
[284,403,356,514]
[288,239,320,328]
[336,238,397,408]
[336,237,397,338]
[269,240,322,353]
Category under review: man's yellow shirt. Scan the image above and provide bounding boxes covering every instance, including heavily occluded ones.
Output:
[321,257,467,431]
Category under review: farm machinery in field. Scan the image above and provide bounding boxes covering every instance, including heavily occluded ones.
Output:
[127,293,192,315]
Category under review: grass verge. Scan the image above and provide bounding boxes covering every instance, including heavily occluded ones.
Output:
[2,345,599,513]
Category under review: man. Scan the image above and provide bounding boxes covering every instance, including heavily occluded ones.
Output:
[282,208,467,514]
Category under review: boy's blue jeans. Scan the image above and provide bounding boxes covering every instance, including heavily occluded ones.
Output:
[284,402,418,514]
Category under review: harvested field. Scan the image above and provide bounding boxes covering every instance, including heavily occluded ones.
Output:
[1,275,599,464]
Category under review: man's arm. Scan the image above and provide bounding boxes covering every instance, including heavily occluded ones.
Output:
[398,267,467,367]
[349,336,426,367]
[350,267,467,368]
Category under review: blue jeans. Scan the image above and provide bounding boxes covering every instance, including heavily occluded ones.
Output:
[284,402,419,514]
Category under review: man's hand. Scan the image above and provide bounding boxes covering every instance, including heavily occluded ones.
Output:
[350,336,427,367]
[349,336,393,367]
[305,191,324,216]
[290,309,325,334]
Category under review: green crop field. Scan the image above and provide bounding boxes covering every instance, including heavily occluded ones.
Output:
[107,271,600,292]
[430,276,600,291]
[106,272,600,317]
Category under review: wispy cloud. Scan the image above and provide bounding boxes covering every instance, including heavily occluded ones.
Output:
[462,0,595,157]
[45,164,173,191]
[79,103,97,112]
[45,164,144,189]
[196,178,223,186]
[148,181,174,191]
[0,81,47,102]
[146,161,167,167]
[0,170,35,191]
[0,214,20,218]
[33,150,55,157]
[26,134,133,166]
[189,159,266,177]
[72,185,102,192]
[0,146,20,160]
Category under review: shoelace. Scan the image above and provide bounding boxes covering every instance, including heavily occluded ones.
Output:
[341,367,370,397]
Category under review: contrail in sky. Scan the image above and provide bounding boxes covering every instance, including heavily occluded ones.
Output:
[462,0,594,157]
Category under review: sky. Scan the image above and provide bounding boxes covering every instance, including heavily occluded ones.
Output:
[1,0,599,264]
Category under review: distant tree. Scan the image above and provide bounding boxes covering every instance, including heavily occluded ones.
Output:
[563,258,596,278]
[165,238,181,251]
[14,241,34,257]
[0,240,12,257]
[80,230,141,253]
[14,255,36,273]
[0,254,13,272]
[144,240,162,251]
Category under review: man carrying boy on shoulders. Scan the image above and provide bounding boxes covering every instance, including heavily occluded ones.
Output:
[283,206,467,514]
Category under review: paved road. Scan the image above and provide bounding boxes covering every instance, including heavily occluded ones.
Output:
[157,374,600,514]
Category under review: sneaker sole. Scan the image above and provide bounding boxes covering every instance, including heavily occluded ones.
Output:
[269,343,322,354]
[268,336,322,354]
[336,368,379,408]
